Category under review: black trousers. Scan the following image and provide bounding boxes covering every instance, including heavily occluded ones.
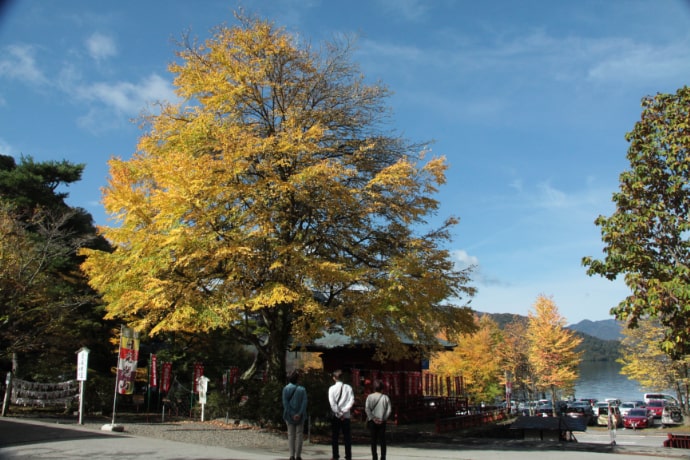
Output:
[330,417,352,460]
[368,420,387,460]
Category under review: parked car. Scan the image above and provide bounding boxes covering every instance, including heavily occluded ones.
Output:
[597,405,622,427]
[517,401,538,416]
[565,401,594,425]
[535,400,567,416]
[593,401,611,417]
[619,400,645,417]
[623,408,655,429]
[661,404,684,426]
[535,403,557,417]
[646,399,666,418]
[579,398,598,407]
[604,398,622,407]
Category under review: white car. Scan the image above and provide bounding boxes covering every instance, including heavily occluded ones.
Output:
[593,401,610,417]
[619,401,644,417]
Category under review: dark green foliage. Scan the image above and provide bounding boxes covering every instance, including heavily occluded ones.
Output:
[300,370,332,424]
[574,332,621,362]
[209,370,333,429]
[0,154,114,380]
[0,154,84,211]
[583,87,690,359]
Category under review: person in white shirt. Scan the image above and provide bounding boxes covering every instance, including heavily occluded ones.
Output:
[365,380,392,460]
[328,369,355,460]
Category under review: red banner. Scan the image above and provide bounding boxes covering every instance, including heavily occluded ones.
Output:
[150,354,158,388]
[193,363,204,394]
[116,327,139,395]
[161,362,172,393]
[382,372,392,392]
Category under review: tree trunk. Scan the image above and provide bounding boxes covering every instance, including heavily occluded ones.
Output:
[239,335,288,383]
[240,352,265,381]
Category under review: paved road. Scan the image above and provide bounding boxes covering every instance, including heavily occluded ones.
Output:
[578,426,674,448]
[1,417,688,460]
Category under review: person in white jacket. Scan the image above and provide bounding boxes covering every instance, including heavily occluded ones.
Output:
[365,380,392,460]
[328,370,355,460]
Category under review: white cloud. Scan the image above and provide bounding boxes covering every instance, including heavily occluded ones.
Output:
[85,33,117,61]
[587,40,690,86]
[0,44,48,86]
[453,249,479,270]
[75,74,178,117]
[535,182,568,209]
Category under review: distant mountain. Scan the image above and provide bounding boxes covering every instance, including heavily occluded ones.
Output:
[567,319,623,341]
[478,312,621,362]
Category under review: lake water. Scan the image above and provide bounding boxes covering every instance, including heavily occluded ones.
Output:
[573,360,663,402]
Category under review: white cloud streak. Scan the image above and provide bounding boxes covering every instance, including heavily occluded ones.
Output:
[0,45,48,86]
[75,74,177,117]
[86,33,117,61]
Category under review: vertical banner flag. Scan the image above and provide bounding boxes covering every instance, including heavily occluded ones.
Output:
[161,362,172,393]
[193,363,204,394]
[117,327,140,395]
[382,372,392,392]
[150,354,158,388]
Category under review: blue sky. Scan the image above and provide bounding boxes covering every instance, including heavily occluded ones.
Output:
[2,0,690,324]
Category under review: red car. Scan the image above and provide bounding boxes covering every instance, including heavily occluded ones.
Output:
[623,408,655,429]
[646,399,666,418]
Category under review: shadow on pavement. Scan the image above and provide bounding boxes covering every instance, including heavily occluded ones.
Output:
[0,418,124,447]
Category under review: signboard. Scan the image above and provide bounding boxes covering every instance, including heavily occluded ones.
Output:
[197,375,210,404]
[77,347,90,381]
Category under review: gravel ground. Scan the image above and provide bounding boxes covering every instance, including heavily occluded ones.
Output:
[82,419,292,450]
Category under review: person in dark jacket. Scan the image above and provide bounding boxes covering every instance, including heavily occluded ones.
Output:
[282,370,308,460]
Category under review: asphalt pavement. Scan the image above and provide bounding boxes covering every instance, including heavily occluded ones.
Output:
[1,417,688,460]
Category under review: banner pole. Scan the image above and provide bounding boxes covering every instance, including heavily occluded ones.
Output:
[147,354,151,412]
[110,324,122,427]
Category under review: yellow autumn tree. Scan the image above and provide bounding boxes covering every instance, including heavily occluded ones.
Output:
[619,317,689,412]
[528,295,582,414]
[498,318,536,402]
[431,315,502,403]
[80,15,476,382]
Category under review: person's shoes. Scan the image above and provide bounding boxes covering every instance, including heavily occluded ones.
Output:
[289,457,295,460]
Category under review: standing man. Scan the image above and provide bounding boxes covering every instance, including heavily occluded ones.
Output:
[283,370,308,460]
[365,380,392,460]
[328,369,355,460]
